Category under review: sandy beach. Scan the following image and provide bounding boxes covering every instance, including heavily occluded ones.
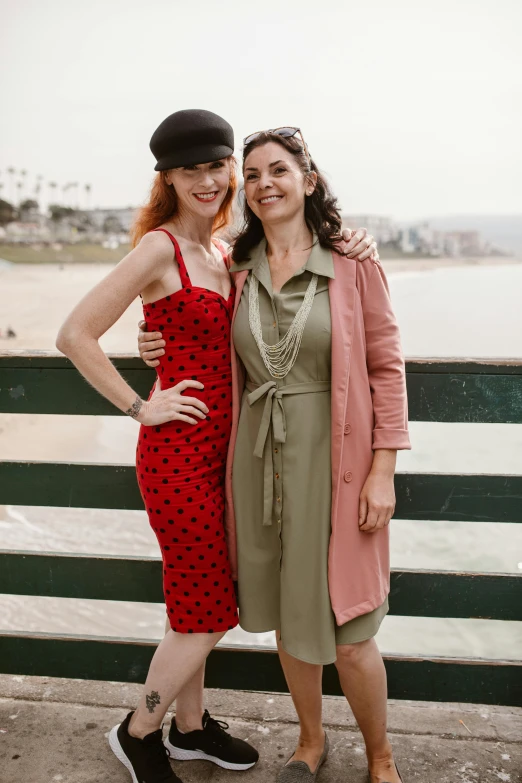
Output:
[1,255,519,352]
[0,261,143,353]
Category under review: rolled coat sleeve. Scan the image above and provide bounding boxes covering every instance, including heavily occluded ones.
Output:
[361,259,411,451]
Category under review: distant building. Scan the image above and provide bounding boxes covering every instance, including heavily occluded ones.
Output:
[395,223,490,257]
[398,226,417,254]
[4,220,51,242]
[341,215,398,244]
[443,234,461,257]
[82,207,137,233]
[450,231,482,256]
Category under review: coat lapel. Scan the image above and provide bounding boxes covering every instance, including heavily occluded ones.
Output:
[230,268,249,394]
[224,268,249,576]
[329,254,357,527]
[231,269,249,323]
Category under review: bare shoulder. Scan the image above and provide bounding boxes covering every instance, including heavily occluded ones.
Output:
[137,230,176,260]
[123,230,176,277]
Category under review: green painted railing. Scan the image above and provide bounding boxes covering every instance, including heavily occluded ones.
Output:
[0,352,521,707]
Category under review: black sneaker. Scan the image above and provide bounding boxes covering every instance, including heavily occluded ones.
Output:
[164,709,259,771]
[109,711,183,783]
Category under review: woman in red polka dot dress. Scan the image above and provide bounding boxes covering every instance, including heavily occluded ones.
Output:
[137,228,238,635]
[57,109,259,783]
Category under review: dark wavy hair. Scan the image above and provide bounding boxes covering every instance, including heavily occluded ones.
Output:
[231,132,342,263]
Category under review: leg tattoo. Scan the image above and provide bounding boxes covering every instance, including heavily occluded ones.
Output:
[145,690,161,714]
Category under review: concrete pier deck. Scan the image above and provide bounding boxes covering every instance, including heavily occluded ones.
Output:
[0,675,520,783]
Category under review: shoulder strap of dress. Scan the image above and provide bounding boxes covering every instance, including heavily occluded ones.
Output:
[151,228,191,287]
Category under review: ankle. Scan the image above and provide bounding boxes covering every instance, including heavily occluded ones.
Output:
[128,714,158,740]
[175,713,204,734]
[367,741,394,767]
[297,729,325,748]
[128,724,148,740]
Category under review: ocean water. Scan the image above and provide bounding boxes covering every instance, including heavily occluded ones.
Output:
[1,261,521,659]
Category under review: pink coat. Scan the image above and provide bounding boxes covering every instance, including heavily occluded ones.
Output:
[224,252,411,624]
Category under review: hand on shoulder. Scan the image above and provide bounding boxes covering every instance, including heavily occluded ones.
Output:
[336,227,379,263]
[212,236,232,268]
[212,237,231,253]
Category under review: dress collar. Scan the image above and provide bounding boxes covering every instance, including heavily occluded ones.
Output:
[229,235,335,280]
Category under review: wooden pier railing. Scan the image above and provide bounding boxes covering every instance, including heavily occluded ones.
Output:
[0,353,521,707]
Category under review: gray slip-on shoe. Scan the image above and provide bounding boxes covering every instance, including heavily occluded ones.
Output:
[276,734,329,782]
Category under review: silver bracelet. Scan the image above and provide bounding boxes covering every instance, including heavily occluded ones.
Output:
[125,396,143,419]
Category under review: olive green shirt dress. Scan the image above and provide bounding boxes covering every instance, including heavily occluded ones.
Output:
[230,239,388,665]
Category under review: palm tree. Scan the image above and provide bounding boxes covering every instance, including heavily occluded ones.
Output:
[71,181,79,210]
[66,182,76,208]
[84,183,92,210]
[20,169,27,202]
[7,167,16,204]
[48,181,58,210]
[33,182,41,213]
[16,181,23,208]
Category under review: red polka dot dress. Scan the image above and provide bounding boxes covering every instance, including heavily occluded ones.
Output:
[136,229,238,634]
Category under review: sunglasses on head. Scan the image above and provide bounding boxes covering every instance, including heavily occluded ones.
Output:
[243,126,312,170]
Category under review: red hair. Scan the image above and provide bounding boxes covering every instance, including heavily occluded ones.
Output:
[131,160,237,247]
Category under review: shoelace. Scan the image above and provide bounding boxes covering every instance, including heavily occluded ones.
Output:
[203,713,233,746]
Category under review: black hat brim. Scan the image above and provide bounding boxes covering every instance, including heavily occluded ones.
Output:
[154,143,234,171]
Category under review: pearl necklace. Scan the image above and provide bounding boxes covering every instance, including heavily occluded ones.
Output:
[248,271,318,379]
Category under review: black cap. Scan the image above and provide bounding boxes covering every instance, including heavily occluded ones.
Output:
[150,109,234,171]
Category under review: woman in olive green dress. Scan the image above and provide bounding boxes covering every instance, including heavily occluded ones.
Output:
[229,235,389,665]
[226,129,409,783]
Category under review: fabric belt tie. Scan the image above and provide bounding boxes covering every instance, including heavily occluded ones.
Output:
[246,380,331,526]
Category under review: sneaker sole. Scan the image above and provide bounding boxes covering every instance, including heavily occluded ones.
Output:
[164,738,257,770]
[109,724,139,783]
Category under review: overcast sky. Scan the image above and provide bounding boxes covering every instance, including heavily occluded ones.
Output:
[1,0,521,219]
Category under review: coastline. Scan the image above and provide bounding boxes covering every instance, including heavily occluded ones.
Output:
[1,255,520,352]
[380,254,522,274]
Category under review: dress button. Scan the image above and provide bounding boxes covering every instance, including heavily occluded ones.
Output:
[344,471,353,483]
[344,423,352,435]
